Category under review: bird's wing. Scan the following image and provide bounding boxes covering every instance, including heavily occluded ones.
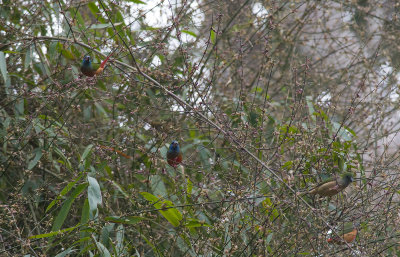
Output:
[309,180,337,195]
[342,229,357,241]
[340,224,356,235]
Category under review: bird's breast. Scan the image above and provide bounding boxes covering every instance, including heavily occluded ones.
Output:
[81,66,96,77]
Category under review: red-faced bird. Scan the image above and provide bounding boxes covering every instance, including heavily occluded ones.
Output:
[306,172,354,197]
[167,140,183,168]
[327,222,358,244]
[80,51,114,77]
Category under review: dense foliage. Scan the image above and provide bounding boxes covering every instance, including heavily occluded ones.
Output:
[1,0,400,256]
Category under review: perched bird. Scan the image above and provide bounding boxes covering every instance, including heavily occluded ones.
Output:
[80,51,114,77]
[166,140,183,168]
[327,222,358,244]
[304,172,354,197]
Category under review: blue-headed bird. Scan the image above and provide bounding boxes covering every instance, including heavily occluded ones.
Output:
[80,51,114,77]
[166,140,183,168]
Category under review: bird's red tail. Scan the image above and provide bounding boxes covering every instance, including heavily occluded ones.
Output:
[100,50,116,68]
[98,145,131,159]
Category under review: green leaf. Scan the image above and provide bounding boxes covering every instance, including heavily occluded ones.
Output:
[27,148,43,170]
[0,51,10,90]
[80,198,90,228]
[140,191,159,202]
[248,111,259,127]
[24,46,33,71]
[29,224,79,239]
[36,46,52,78]
[126,0,146,4]
[51,183,87,232]
[343,125,356,137]
[105,216,145,224]
[266,233,273,244]
[110,180,129,198]
[0,51,8,82]
[150,175,167,197]
[88,2,102,20]
[57,44,75,60]
[141,235,161,255]
[46,174,84,212]
[142,26,159,31]
[94,102,108,117]
[89,22,122,29]
[87,176,102,215]
[14,98,24,116]
[306,96,316,123]
[140,192,182,227]
[54,247,76,257]
[81,144,94,162]
[184,218,210,228]
[262,197,279,221]
[198,145,211,167]
[94,240,112,257]
[115,224,125,256]
[181,30,197,38]
[332,122,352,141]
[176,236,196,256]
[101,224,112,248]
[53,147,72,169]
[186,178,193,195]
[210,29,216,44]
[80,199,90,251]
[159,202,182,227]
[3,51,20,54]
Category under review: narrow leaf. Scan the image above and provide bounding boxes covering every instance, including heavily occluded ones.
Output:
[24,46,33,71]
[46,174,84,212]
[184,218,210,228]
[81,144,93,162]
[181,30,197,38]
[27,148,43,170]
[105,216,145,225]
[150,175,167,197]
[127,0,146,4]
[80,199,90,251]
[210,30,216,44]
[0,51,8,82]
[94,102,108,117]
[51,183,87,232]
[89,22,122,29]
[55,247,76,257]
[115,224,124,256]
[87,176,102,215]
[94,239,112,257]
[30,224,79,239]
[110,180,129,198]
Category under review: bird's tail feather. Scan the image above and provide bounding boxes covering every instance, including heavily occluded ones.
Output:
[100,48,117,68]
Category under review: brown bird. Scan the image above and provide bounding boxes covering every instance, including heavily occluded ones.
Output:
[327,222,358,244]
[306,172,354,197]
